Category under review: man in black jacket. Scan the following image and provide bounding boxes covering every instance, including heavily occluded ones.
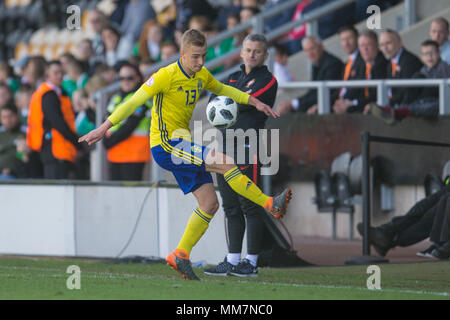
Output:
[204,34,278,277]
[378,29,423,106]
[278,36,343,114]
[336,26,366,103]
[333,30,388,114]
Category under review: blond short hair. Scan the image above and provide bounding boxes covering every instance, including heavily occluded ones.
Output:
[181,29,207,50]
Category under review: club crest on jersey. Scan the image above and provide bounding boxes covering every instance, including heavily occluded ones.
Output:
[197,79,203,92]
[177,86,183,92]
[146,76,155,86]
[246,79,255,87]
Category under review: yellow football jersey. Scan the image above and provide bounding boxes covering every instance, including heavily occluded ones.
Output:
[141,59,250,148]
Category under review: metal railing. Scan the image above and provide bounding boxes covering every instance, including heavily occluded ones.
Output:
[279,78,450,115]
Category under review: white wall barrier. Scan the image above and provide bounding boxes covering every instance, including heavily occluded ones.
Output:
[0,183,229,264]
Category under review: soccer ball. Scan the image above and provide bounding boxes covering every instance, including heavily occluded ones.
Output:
[206,96,238,129]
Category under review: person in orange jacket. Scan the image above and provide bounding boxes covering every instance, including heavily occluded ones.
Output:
[27,60,82,179]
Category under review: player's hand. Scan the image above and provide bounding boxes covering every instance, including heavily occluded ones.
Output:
[78,120,112,146]
[249,96,280,118]
[78,127,105,146]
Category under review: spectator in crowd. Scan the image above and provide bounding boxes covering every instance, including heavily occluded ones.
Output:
[0,84,13,110]
[273,43,294,84]
[240,6,260,26]
[26,61,81,179]
[14,84,33,126]
[280,0,311,55]
[278,36,343,115]
[62,59,89,99]
[87,9,108,64]
[302,0,355,40]
[160,41,179,61]
[429,17,450,65]
[139,58,153,74]
[357,182,450,259]
[377,29,423,106]
[0,63,20,94]
[204,34,278,277]
[238,6,261,37]
[155,0,177,32]
[72,89,95,137]
[72,88,94,180]
[227,12,240,31]
[189,15,211,32]
[120,0,156,42]
[101,25,134,68]
[216,0,241,30]
[0,104,28,180]
[188,15,230,74]
[333,30,387,114]
[174,0,218,31]
[102,62,151,181]
[367,40,450,124]
[218,13,246,71]
[263,0,296,34]
[335,26,365,102]
[137,21,165,63]
[73,39,96,75]
[20,56,46,90]
[93,63,117,85]
[59,53,77,75]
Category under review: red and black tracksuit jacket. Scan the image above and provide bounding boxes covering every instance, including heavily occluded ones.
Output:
[213,64,278,171]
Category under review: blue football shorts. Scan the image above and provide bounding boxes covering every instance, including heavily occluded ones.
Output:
[151,138,213,194]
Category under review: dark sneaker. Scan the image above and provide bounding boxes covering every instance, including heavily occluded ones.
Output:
[369,103,395,125]
[204,257,235,276]
[166,249,200,280]
[266,188,292,219]
[417,243,440,258]
[356,222,393,257]
[431,242,450,260]
[229,259,258,277]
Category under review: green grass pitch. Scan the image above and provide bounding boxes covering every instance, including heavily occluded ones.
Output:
[0,256,449,300]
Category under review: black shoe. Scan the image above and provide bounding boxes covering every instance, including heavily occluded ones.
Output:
[417,243,440,258]
[229,259,258,277]
[356,222,392,257]
[203,257,235,276]
[431,242,450,260]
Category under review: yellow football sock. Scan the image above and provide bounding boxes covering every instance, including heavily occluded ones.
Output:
[223,167,271,209]
[177,208,213,256]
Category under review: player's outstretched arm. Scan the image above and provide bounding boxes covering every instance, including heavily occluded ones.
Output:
[78,119,113,146]
[79,85,153,146]
[213,82,279,118]
[248,95,280,118]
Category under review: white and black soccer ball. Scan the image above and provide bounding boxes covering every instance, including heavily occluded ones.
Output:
[206,96,238,129]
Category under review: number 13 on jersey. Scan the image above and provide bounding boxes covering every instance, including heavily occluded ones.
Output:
[185,89,197,105]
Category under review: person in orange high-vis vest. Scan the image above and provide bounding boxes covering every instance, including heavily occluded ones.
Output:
[27,60,80,179]
[102,62,151,181]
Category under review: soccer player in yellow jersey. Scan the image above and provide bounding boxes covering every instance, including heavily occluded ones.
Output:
[79,29,292,280]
